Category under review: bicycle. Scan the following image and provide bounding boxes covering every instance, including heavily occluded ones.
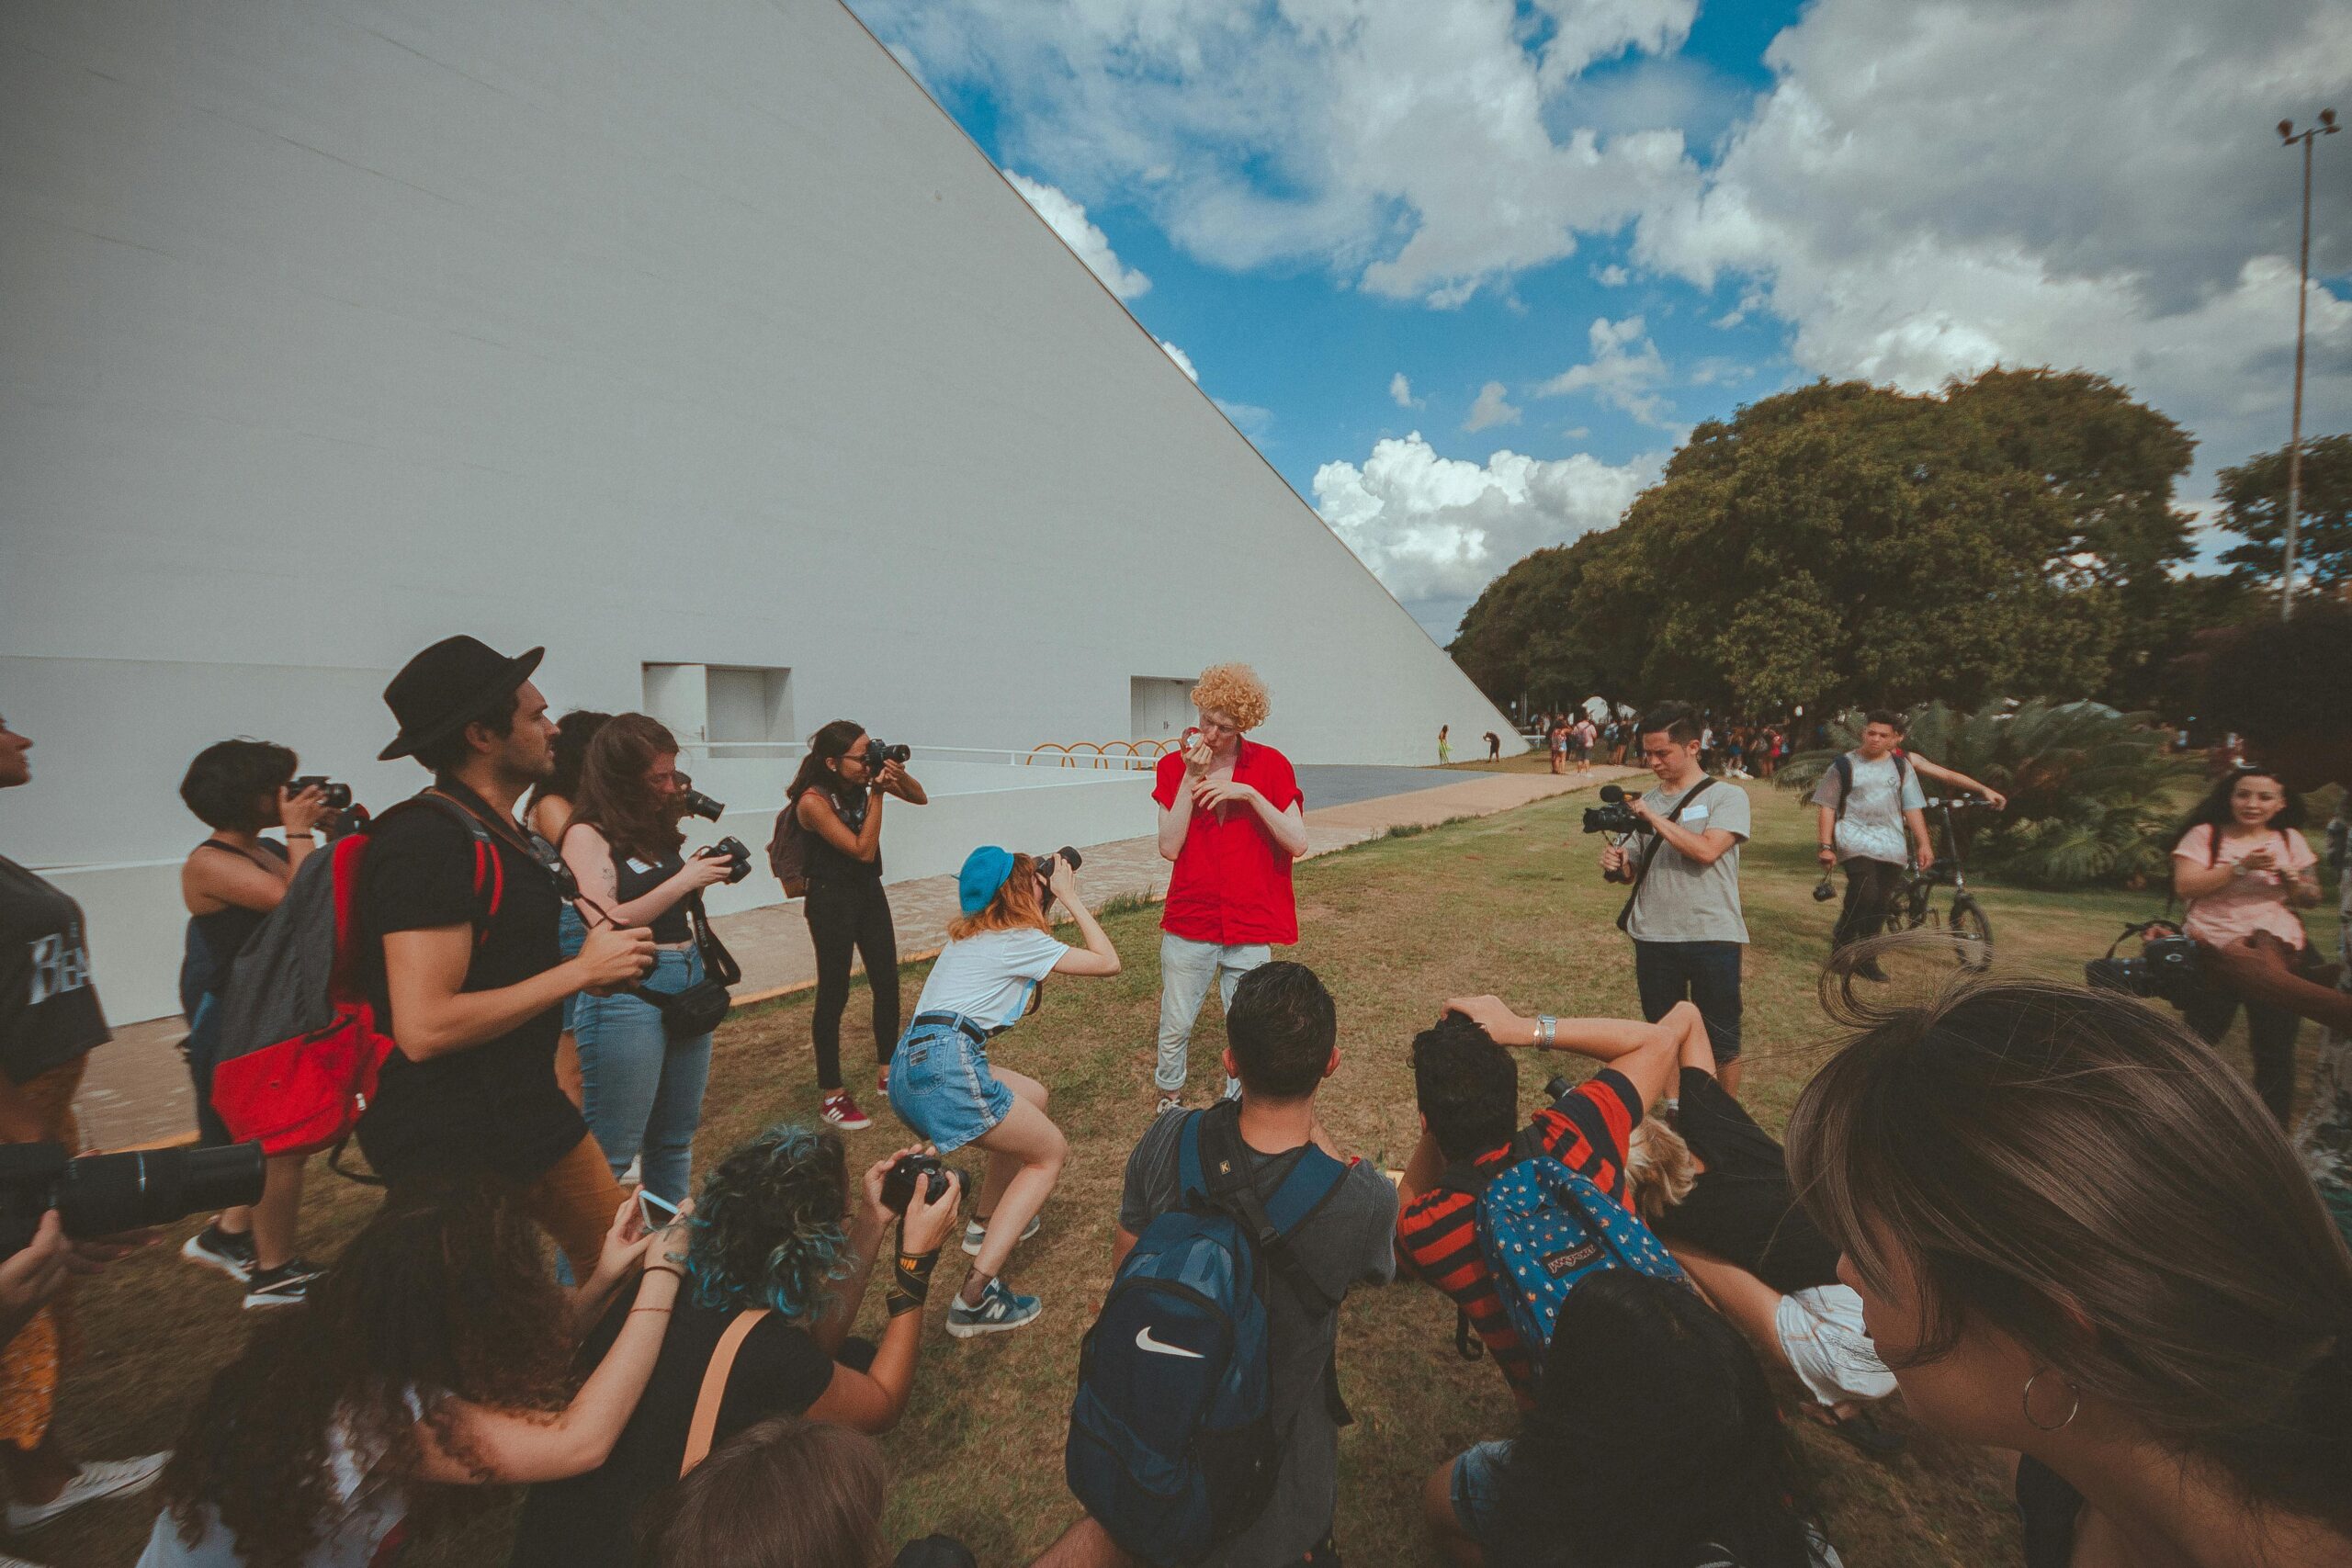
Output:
[1885,796,1994,971]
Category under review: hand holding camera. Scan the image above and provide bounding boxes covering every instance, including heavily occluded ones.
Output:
[280,777,343,837]
[861,739,912,779]
[1580,784,1644,837]
[882,1153,966,1257]
[690,836,753,886]
[1036,845,1083,905]
[578,921,658,992]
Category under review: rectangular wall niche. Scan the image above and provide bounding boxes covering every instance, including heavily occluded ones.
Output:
[641,664,794,746]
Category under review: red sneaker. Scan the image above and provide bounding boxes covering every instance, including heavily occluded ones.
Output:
[820,1090,872,1132]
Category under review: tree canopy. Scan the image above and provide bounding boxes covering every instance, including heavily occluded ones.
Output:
[2215,433,2352,594]
[1450,367,2239,715]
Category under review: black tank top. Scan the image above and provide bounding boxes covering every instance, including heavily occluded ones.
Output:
[608,839,692,943]
[800,787,882,888]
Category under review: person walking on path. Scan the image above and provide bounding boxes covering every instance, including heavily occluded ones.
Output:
[1151,666,1306,1116]
[1438,726,1452,765]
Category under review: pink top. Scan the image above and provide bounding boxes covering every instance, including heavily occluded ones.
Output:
[2172,824,2317,950]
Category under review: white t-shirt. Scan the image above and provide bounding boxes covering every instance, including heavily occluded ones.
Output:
[913,927,1070,1032]
[1811,752,1926,866]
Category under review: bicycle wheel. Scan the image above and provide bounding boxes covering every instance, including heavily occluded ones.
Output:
[1948,893,1993,971]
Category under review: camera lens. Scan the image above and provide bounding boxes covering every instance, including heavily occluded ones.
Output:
[53,1145,265,1239]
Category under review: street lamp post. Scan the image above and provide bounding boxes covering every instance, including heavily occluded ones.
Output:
[2278,109,2338,619]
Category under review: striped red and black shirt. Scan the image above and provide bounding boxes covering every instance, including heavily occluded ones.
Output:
[1395,1067,1643,1406]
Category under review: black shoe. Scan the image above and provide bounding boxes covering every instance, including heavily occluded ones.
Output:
[243,1258,322,1311]
[181,1223,257,1283]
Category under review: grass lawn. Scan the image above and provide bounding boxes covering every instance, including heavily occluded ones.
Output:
[50,781,2341,1566]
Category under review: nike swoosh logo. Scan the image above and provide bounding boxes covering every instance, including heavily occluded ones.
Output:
[1135,1325,1204,1359]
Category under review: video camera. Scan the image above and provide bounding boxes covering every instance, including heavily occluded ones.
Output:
[0,1142,264,1259]
[693,836,754,886]
[1581,784,1644,836]
[879,1152,969,1215]
[673,773,726,822]
[861,739,912,773]
[2084,921,2199,1005]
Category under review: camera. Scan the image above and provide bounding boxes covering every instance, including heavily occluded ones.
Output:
[0,1142,264,1259]
[288,775,353,813]
[861,739,912,773]
[694,836,754,886]
[1813,874,1838,903]
[879,1153,967,1215]
[1581,784,1643,836]
[674,773,726,822]
[2085,921,2199,1005]
[1035,845,1084,882]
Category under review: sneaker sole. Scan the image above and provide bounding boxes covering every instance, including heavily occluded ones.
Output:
[6,1456,168,1531]
[178,1235,253,1284]
[959,1222,1041,1257]
[822,1115,873,1131]
[944,1303,1044,1338]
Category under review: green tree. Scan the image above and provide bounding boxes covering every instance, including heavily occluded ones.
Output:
[2214,433,2352,593]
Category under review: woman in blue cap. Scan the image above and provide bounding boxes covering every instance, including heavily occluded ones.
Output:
[888,847,1119,1337]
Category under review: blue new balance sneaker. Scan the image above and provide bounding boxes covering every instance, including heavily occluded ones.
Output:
[945,1278,1043,1338]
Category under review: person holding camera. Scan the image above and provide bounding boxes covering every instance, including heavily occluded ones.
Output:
[358,637,657,1281]
[888,846,1119,1337]
[1152,665,1307,1115]
[528,710,613,1111]
[786,721,928,1132]
[145,1179,684,1568]
[510,1123,964,1568]
[1599,703,1752,1096]
[2169,766,2323,1125]
[560,714,737,1206]
[175,740,334,1308]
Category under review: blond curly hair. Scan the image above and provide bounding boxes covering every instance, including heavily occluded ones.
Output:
[1623,1118,1698,1222]
[1190,664,1271,731]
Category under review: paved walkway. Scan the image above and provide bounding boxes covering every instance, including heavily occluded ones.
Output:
[75,766,1636,1148]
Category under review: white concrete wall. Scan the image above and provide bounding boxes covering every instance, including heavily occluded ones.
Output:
[0,0,1514,1018]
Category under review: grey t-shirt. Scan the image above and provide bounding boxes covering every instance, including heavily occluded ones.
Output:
[1808,752,1925,866]
[1117,1110,1396,1567]
[1624,779,1750,944]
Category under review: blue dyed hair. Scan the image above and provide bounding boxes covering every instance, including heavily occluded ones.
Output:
[682,1123,855,1323]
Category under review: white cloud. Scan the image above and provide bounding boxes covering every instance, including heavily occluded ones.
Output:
[1312,433,1657,603]
[1215,398,1275,438]
[1464,381,1522,432]
[1390,371,1419,407]
[1159,339,1200,382]
[1536,315,1674,426]
[1003,171,1152,300]
[1595,263,1631,287]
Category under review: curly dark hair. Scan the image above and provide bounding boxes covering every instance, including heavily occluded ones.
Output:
[683,1124,854,1322]
[179,739,298,832]
[159,1179,575,1568]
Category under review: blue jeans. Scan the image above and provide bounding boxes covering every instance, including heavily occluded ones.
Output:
[1633,940,1744,1061]
[888,1014,1015,1156]
[557,900,587,1031]
[571,947,713,1202]
[1156,934,1271,1093]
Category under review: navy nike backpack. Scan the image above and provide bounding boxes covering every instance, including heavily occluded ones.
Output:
[1066,1104,1346,1567]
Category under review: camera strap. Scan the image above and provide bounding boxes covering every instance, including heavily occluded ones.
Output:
[1614,777,1715,933]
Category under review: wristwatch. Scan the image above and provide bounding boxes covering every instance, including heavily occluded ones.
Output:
[1534,1015,1558,1050]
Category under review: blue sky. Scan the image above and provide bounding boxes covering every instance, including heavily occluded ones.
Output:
[849,0,2351,641]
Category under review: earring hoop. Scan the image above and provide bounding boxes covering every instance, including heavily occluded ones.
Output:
[2021,1368,2082,1432]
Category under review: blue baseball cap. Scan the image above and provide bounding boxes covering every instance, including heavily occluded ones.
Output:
[957,846,1017,915]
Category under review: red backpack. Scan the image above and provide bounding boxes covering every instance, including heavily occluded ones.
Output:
[209,793,503,1158]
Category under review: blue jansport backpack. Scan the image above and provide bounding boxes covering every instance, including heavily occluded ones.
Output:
[1066,1103,1346,1567]
[1444,1128,1685,1376]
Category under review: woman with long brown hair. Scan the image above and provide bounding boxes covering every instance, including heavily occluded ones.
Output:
[885,846,1119,1338]
[141,1181,682,1568]
[1788,964,2352,1568]
[562,715,734,1205]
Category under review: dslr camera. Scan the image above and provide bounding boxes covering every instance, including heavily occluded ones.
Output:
[879,1152,968,1214]
[288,775,354,813]
[0,1142,264,1259]
[1581,784,1644,836]
[861,739,912,773]
[673,773,727,822]
[694,837,754,886]
[2084,921,2199,1005]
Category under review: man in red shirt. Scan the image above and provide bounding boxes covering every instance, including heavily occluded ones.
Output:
[1151,664,1307,1114]
[1393,995,1690,1407]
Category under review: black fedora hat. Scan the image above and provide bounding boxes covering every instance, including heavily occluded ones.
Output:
[379,636,546,761]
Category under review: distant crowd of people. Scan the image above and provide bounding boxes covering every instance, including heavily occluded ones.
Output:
[0,614,2349,1566]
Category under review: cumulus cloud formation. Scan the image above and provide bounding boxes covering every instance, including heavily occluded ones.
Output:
[1311,434,1656,607]
[1159,339,1200,382]
[1390,371,1418,407]
[1464,381,1522,432]
[1004,171,1151,300]
[1537,315,1674,427]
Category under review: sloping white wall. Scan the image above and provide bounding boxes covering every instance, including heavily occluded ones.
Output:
[0,0,1515,1017]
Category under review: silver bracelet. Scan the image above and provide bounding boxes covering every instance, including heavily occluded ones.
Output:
[1535,1014,1558,1050]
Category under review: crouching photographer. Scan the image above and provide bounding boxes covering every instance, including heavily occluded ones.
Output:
[562,715,746,1208]
[512,1123,964,1568]
[1593,703,1753,1097]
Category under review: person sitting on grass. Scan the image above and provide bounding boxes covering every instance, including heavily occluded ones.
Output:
[1617,1008,1902,1456]
[637,1416,976,1568]
[886,847,1120,1339]
[1423,1268,1844,1568]
[1394,997,1689,1409]
[142,1180,680,1568]
[509,1124,965,1568]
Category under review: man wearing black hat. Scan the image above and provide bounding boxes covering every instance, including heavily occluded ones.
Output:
[358,636,655,1275]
